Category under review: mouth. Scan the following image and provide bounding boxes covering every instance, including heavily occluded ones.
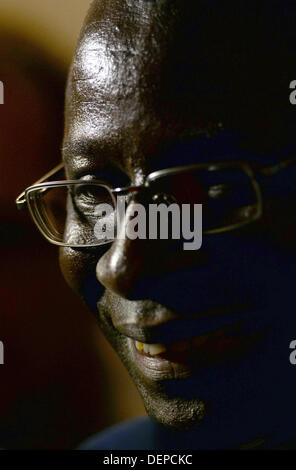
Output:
[129,319,267,381]
[134,326,226,356]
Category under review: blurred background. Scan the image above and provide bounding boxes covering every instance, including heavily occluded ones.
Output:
[0,0,145,449]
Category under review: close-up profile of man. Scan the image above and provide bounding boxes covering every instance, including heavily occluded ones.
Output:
[16,0,296,450]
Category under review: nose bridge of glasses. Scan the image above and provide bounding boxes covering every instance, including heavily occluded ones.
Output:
[111,184,149,206]
[112,184,146,196]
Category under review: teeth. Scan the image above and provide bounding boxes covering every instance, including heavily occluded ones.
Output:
[135,341,167,356]
[135,333,214,356]
[135,341,143,352]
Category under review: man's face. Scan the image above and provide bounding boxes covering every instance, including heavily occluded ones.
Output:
[60,1,296,437]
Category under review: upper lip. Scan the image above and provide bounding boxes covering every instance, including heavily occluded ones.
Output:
[113,303,253,344]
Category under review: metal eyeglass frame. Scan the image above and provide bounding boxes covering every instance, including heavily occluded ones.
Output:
[15,156,296,248]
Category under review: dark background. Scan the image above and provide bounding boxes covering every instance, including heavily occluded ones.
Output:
[0,3,145,450]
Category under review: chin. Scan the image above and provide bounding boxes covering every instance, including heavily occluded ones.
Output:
[137,386,207,431]
[119,344,207,431]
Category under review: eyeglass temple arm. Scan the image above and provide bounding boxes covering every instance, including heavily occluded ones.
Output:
[260,156,296,177]
[16,162,64,211]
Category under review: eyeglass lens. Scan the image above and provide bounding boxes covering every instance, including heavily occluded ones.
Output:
[27,183,116,246]
[149,166,260,232]
[27,164,260,246]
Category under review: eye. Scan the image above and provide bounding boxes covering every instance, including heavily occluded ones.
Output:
[71,184,114,217]
[208,184,235,200]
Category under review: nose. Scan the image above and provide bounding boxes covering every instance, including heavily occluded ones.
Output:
[96,237,150,299]
[96,201,153,299]
[96,199,206,300]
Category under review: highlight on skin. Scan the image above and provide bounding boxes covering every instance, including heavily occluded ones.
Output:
[60,0,296,448]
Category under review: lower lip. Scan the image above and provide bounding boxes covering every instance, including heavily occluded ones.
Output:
[129,323,266,381]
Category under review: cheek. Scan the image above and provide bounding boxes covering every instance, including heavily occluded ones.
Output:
[60,209,110,310]
[59,247,104,312]
[59,247,87,294]
[192,226,296,313]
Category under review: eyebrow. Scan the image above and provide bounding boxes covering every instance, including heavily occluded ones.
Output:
[63,139,101,162]
[62,139,114,177]
[147,131,275,173]
[62,128,235,163]
[63,130,280,180]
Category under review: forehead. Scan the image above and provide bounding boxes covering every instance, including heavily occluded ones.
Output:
[66,11,156,143]
[64,1,296,174]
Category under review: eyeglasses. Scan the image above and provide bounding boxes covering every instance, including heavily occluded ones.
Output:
[15,157,296,248]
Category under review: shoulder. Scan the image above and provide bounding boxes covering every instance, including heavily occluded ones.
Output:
[77,416,157,450]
